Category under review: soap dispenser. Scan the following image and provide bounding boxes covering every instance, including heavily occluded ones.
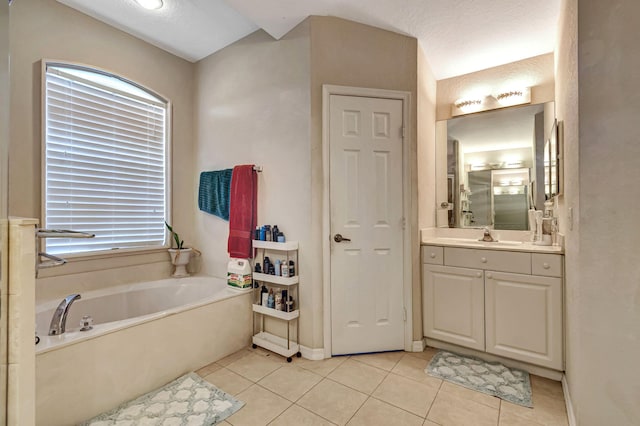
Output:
[534,201,554,246]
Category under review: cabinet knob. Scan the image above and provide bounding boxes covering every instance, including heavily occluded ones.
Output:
[486,273,493,279]
[480,257,487,263]
[430,253,436,259]
[476,272,482,278]
[543,262,550,269]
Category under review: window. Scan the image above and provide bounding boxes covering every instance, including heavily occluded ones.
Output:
[43,63,169,255]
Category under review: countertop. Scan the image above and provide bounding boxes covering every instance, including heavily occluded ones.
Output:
[420,228,564,254]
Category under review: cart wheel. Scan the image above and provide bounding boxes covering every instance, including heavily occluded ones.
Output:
[252,344,257,349]
[286,357,292,363]
[296,352,301,358]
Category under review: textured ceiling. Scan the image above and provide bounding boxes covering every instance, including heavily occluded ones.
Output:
[57,0,561,79]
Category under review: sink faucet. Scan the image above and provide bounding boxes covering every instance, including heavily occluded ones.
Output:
[48,294,81,335]
[479,227,497,242]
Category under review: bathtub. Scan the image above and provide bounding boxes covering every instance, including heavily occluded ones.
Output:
[35,276,252,426]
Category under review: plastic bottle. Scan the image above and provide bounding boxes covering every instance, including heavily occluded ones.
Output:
[281,261,289,277]
[275,291,282,311]
[259,226,266,241]
[274,259,281,276]
[260,285,268,305]
[263,256,271,275]
[277,233,285,243]
[288,260,295,276]
[267,289,275,309]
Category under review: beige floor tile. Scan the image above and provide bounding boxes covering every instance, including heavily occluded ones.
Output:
[391,354,442,388]
[295,356,349,377]
[227,352,283,382]
[426,390,499,426]
[347,398,424,426]
[327,358,388,394]
[297,379,368,425]
[372,373,438,417]
[499,410,545,426]
[217,348,254,366]
[530,375,564,400]
[270,404,337,426]
[226,384,291,426]
[203,368,253,396]
[196,361,222,377]
[259,365,323,402]
[406,347,440,362]
[439,381,500,410]
[501,394,568,426]
[423,421,440,426]
[351,351,405,371]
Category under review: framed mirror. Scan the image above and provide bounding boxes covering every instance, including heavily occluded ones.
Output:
[436,101,555,230]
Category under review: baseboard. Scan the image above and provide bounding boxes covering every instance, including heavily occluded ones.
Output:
[300,345,325,360]
[425,338,564,381]
[562,374,577,426]
[412,339,426,352]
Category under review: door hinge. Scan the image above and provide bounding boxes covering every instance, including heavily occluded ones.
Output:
[402,217,406,230]
[403,307,407,322]
[401,126,405,138]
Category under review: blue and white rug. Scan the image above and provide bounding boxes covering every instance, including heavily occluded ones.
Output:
[426,350,533,407]
[80,372,245,425]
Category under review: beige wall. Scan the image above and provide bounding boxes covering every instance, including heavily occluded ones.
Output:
[416,48,437,338]
[9,0,195,295]
[559,0,640,424]
[194,24,312,344]
[309,16,421,343]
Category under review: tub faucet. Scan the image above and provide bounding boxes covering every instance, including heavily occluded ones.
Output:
[479,227,496,242]
[48,294,81,335]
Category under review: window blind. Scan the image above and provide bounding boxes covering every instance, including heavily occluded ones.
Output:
[44,65,168,255]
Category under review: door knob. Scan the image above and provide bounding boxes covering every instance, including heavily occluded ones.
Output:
[334,234,351,243]
[440,201,449,208]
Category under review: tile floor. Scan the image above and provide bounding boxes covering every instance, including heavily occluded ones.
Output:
[197,346,569,426]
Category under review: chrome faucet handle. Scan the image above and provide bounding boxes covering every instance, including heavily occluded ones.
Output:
[480,227,496,242]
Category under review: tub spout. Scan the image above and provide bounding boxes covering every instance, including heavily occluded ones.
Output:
[48,294,81,336]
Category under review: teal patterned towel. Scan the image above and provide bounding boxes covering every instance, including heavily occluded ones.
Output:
[199,169,233,220]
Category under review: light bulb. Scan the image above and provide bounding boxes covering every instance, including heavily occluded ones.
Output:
[135,0,163,10]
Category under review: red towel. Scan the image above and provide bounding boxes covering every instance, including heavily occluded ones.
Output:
[228,165,257,259]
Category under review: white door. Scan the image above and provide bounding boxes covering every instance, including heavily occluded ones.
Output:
[485,271,563,369]
[422,264,485,351]
[329,94,405,355]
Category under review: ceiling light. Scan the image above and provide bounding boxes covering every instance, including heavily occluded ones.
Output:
[135,0,164,10]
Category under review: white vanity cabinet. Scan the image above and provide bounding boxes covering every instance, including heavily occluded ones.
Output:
[422,244,564,370]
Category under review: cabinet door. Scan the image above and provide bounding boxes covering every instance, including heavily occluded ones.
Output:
[485,271,562,369]
[423,264,485,350]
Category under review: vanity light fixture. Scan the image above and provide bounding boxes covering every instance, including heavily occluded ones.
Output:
[496,88,530,107]
[135,0,164,10]
[454,98,483,114]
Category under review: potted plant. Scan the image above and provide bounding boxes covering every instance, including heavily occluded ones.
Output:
[165,221,192,277]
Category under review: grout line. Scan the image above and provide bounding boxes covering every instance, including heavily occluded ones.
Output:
[423,378,444,422]
[497,399,502,426]
[367,394,427,420]
[344,395,370,425]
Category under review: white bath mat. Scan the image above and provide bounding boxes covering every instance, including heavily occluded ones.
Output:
[80,372,244,426]
[426,350,533,407]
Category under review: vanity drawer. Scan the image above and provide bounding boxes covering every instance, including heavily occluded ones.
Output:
[422,245,444,265]
[532,254,563,277]
[444,247,531,274]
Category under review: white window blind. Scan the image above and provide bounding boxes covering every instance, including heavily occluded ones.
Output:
[44,64,169,255]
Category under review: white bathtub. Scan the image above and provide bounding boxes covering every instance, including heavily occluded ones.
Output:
[35,276,252,426]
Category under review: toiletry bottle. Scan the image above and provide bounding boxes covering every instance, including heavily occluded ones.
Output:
[269,263,275,275]
[261,285,269,306]
[274,259,281,276]
[277,232,285,243]
[263,256,271,275]
[275,291,282,311]
[265,225,272,241]
[281,261,289,277]
[286,296,294,312]
[267,289,275,309]
[259,226,266,241]
[272,225,279,239]
[254,263,262,273]
[288,260,295,276]
[281,290,288,309]
[255,226,260,240]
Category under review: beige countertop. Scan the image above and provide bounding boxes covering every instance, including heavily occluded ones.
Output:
[420,228,564,254]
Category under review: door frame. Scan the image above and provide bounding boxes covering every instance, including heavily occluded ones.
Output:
[322,85,413,358]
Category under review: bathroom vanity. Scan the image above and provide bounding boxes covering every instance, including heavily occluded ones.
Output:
[421,231,564,371]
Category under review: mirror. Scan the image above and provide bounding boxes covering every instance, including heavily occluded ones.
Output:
[545,119,561,199]
[436,102,555,230]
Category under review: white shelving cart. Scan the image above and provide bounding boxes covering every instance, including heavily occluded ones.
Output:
[252,240,301,362]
